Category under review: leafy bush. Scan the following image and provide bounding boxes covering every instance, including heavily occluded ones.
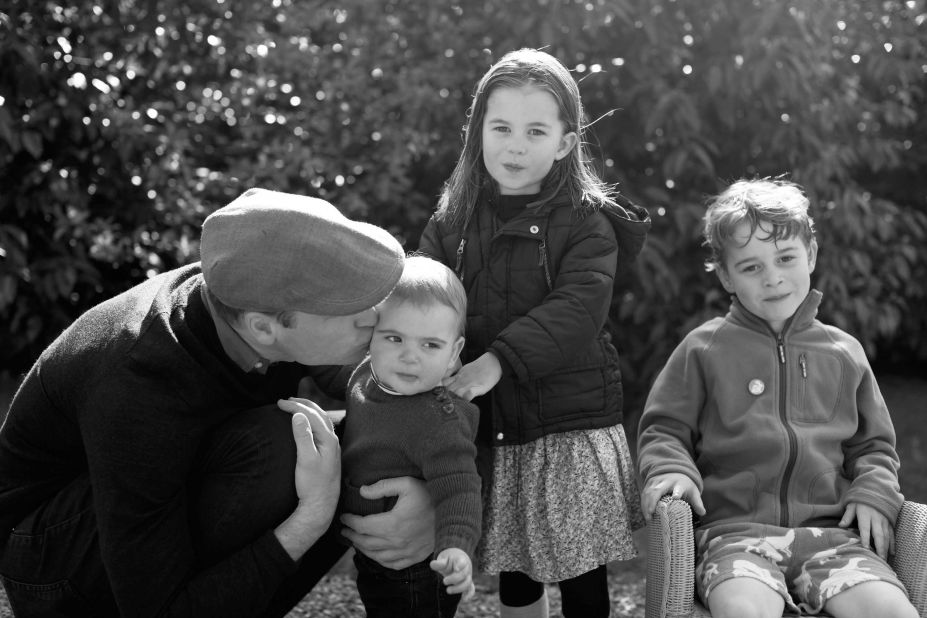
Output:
[2,0,925,412]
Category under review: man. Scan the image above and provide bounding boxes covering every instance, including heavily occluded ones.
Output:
[0,188,435,617]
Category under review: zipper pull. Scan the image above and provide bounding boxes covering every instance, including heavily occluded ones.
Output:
[454,238,467,281]
[538,240,551,290]
[777,337,786,365]
[799,354,807,378]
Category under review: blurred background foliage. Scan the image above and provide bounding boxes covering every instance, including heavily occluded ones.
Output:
[2,0,926,415]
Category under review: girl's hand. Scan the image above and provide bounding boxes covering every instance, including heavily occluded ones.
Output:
[641,473,704,522]
[443,352,502,401]
[430,548,475,600]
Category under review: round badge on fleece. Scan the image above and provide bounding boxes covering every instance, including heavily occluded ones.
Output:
[748,379,765,396]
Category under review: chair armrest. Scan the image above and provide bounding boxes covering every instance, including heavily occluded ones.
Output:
[892,500,927,617]
[646,496,696,618]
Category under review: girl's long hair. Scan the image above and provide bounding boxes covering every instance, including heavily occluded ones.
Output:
[436,48,617,230]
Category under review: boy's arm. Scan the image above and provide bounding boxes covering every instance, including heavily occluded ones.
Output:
[431,547,475,599]
[637,335,706,502]
[839,502,894,561]
[416,402,482,559]
[841,350,903,523]
[641,472,705,522]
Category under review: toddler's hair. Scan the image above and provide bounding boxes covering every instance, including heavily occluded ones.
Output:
[703,178,816,272]
[385,254,467,336]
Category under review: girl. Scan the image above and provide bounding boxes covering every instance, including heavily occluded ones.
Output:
[418,48,650,618]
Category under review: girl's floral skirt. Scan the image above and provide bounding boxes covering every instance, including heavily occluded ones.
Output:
[477,423,645,582]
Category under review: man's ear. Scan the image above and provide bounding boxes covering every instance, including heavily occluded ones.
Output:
[555,132,578,161]
[716,266,735,294]
[242,311,279,346]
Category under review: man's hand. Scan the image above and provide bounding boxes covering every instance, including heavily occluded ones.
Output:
[444,352,502,401]
[640,472,705,522]
[840,502,894,560]
[431,548,475,600]
[274,398,341,561]
[340,477,435,569]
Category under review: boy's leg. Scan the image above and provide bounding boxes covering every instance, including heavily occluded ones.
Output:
[353,551,407,617]
[706,577,786,618]
[557,565,610,618]
[695,523,796,618]
[354,552,460,618]
[790,527,917,618]
[823,581,919,618]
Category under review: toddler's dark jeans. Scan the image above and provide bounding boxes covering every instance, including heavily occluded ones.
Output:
[354,550,462,618]
[0,406,347,617]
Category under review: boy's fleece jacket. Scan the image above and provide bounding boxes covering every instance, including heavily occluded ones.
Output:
[637,290,903,529]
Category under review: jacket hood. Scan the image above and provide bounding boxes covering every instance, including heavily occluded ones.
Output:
[600,193,651,268]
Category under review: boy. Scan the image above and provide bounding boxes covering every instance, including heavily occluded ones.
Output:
[340,255,481,618]
[637,179,918,618]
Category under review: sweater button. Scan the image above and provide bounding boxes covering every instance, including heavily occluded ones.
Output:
[496,432,504,440]
[529,225,539,234]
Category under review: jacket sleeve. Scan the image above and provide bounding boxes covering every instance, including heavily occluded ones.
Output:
[490,212,618,381]
[636,333,705,491]
[841,341,903,522]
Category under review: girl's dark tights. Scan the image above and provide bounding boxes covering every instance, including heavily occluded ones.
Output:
[499,566,610,617]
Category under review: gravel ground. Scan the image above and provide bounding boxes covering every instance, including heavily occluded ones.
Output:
[285,527,649,617]
[0,531,648,617]
[283,549,647,618]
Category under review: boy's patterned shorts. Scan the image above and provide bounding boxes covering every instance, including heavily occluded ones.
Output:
[695,523,907,614]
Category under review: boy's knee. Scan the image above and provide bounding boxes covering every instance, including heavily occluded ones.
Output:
[707,579,785,618]
[824,581,918,618]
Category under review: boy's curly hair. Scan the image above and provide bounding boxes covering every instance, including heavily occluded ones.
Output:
[703,178,816,272]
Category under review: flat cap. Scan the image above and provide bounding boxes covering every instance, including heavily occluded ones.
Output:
[200,188,404,316]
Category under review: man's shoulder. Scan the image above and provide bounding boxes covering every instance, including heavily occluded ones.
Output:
[42,266,204,381]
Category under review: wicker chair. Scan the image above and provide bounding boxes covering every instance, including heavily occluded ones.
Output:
[645,496,927,618]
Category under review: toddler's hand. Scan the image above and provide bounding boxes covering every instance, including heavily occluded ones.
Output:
[430,548,475,600]
[840,502,894,561]
[443,352,501,401]
[641,473,704,522]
